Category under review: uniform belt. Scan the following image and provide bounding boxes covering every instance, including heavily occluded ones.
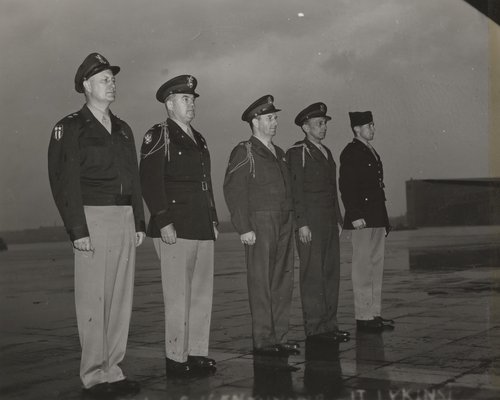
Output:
[166,181,209,192]
[83,194,132,206]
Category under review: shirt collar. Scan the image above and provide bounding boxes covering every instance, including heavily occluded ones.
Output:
[171,117,190,134]
[87,103,110,122]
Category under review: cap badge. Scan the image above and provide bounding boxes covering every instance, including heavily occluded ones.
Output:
[320,104,325,112]
[186,76,194,88]
[54,125,63,141]
[267,96,273,104]
[95,54,106,64]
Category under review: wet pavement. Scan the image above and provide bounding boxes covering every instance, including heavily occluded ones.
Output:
[1,226,500,400]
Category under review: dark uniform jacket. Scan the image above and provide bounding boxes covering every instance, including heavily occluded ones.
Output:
[48,105,146,241]
[223,136,293,235]
[339,138,389,230]
[139,118,218,240]
[286,139,343,229]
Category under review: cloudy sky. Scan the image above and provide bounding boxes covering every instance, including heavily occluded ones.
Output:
[0,0,491,231]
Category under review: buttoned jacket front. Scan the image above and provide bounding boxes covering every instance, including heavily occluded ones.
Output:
[286,139,343,229]
[48,105,145,241]
[223,136,293,235]
[140,118,218,240]
[339,138,389,230]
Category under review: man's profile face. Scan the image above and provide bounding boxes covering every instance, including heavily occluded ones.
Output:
[85,69,116,104]
[305,117,327,143]
[356,122,375,142]
[254,113,278,137]
[167,93,196,124]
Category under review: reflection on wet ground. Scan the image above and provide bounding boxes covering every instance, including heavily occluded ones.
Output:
[304,338,343,398]
[1,226,500,399]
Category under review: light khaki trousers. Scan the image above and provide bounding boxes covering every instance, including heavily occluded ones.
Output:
[351,227,385,321]
[154,238,214,362]
[74,206,136,389]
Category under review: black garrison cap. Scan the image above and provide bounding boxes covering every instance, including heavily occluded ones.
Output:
[348,111,373,127]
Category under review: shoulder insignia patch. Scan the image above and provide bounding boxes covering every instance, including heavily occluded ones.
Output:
[144,132,152,144]
[53,125,63,141]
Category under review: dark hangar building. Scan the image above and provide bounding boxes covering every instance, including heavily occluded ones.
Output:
[406,178,500,228]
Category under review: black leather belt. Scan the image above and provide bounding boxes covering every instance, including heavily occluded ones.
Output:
[166,181,209,192]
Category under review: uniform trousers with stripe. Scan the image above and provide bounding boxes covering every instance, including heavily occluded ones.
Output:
[153,238,214,363]
[350,227,386,320]
[296,207,340,336]
[74,206,136,389]
[245,210,294,349]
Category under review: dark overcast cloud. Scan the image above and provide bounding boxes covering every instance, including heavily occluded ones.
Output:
[0,0,492,230]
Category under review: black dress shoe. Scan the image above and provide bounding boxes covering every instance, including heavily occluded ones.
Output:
[375,316,395,325]
[253,345,289,357]
[110,379,141,395]
[188,355,217,369]
[334,329,351,337]
[356,319,384,332]
[166,357,192,375]
[82,382,113,398]
[276,342,301,355]
[307,331,350,343]
[357,319,394,332]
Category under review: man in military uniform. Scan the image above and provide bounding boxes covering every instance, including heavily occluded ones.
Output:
[286,102,350,344]
[140,75,218,375]
[48,53,145,396]
[339,111,394,332]
[223,95,297,356]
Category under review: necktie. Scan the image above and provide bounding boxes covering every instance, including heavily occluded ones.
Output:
[367,143,378,160]
[102,115,111,134]
[317,143,328,158]
[267,142,277,157]
[186,125,196,143]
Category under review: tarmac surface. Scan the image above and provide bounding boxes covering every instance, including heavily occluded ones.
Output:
[1,226,500,400]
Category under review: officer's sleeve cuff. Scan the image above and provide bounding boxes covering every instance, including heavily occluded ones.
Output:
[154,211,173,231]
[68,225,90,242]
[135,220,146,233]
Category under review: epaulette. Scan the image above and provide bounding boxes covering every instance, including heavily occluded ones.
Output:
[140,122,170,160]
[65,112,79,120]
[61,112,80,122]
[228,140,255,178]
[289,142,311,168]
